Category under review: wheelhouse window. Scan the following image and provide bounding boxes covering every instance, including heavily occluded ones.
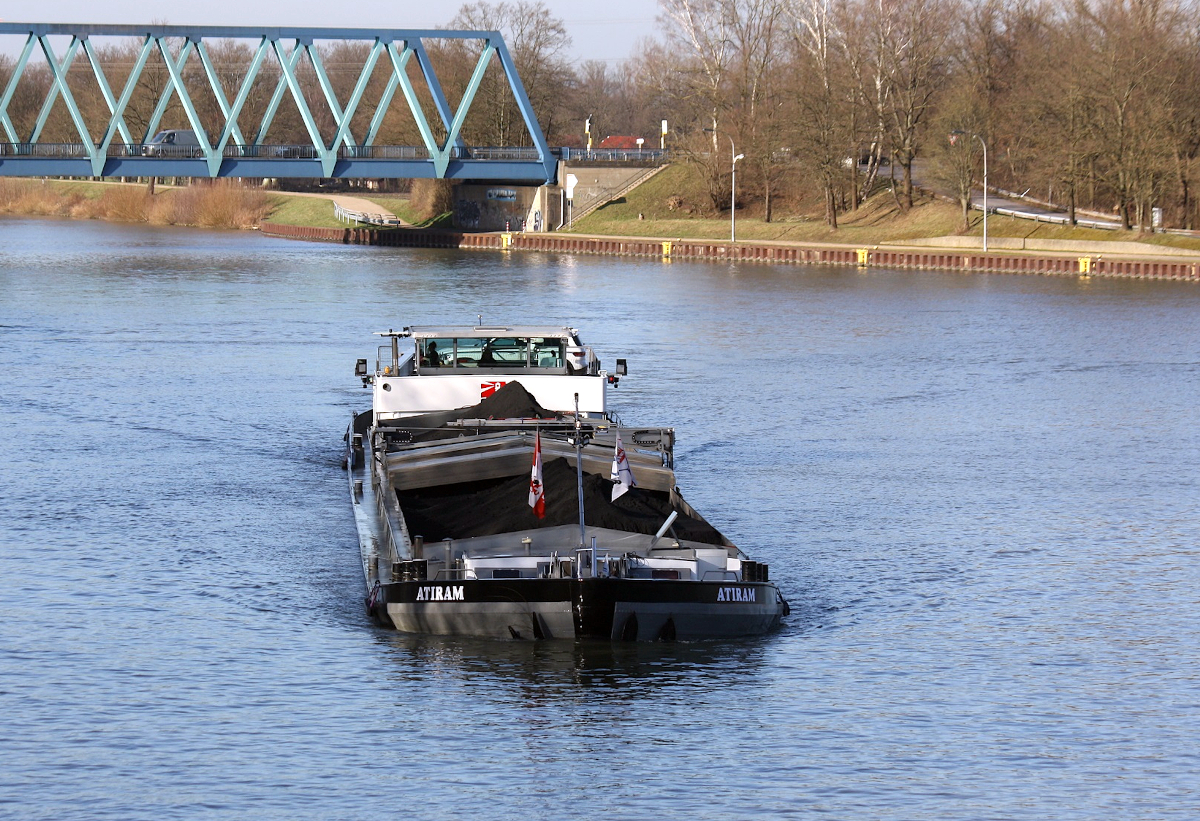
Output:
[478,337,529,367]
[420,339,447,368]
[417,336,568,370]
[531,338,565,368]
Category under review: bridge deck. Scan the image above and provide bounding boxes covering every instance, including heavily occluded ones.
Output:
[0,22,558,181]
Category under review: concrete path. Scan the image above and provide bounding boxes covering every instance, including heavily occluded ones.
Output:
[279,189,407,226]
[894,159,1123,230]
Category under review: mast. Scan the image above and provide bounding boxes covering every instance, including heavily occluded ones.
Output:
[574,392,586,553]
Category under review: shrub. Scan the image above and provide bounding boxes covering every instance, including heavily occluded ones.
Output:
[102,185,151,222]
[410,178,454,221]
[146,180,270,228]
[0,179,36,209]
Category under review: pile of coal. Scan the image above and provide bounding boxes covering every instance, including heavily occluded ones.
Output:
[398,457,726,545]
[384,382,557,441]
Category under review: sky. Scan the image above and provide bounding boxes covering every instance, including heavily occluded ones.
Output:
[3,1,661,65]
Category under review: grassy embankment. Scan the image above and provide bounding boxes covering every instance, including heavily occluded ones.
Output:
[7,169,1200,254]
[0,178,446,231]
[263,194,345,229]
[266,193,438,228]
[0,178,277,229]
[568,164,1200,253]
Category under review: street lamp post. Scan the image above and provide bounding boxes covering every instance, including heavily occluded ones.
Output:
[730,141,745,243]
[706,128,744,243]
[979,134,988,252]
[952,130,988,252]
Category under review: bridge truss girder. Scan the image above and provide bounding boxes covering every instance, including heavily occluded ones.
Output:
[0,23,557,183]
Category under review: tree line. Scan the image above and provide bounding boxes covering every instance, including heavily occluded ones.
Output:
[3,0,1199,230]
[643,0,1200,231]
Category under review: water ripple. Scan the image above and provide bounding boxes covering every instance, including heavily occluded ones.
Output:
[1,219,1199,819]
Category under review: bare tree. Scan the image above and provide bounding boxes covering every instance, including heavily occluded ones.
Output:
[789,0,854,227]
[884,0,956,209]
[1164,32,1200,228]
[932,99,985,230]
[730,0,788,221]
[656,0,737,209]
[840,0,896,205]
[1077,0,1181,230]
[1016,1,1093,224]
[659,0,735,143]
[445,1,574,145]
[570,61,622,146]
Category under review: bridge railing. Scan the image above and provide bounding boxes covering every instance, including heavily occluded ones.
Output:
[560,147,668,164]
[0,142,438,160]
[2,142,671,166]
[462,147,547,160]
[1,143,93,157]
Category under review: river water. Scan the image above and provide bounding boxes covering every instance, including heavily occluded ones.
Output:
[1,217,1198,820]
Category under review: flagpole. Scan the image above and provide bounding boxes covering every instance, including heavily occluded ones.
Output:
[574,393,586,561]
[611,430,637,501]
[528,425,546,519]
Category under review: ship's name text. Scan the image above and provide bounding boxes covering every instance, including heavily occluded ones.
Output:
[416,585,466,602]
[717,586,757,603]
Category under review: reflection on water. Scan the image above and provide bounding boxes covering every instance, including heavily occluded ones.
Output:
[2,217,1199,820]
[376,633,778,695]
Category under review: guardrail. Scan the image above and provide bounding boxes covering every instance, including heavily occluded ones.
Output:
[991,187,1119,224]
[985,191,1200,237]
[989,204,1120,231]
[333,202,401,227]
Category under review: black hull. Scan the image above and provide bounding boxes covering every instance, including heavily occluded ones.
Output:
[369,577,784,641]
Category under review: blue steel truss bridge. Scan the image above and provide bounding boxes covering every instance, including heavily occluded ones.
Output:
[0,22,565,182]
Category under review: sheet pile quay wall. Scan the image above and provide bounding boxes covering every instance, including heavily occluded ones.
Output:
[258,223,1200,281]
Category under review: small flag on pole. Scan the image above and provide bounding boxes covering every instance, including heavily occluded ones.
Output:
[611,431,637,501]
[529,429,546,518]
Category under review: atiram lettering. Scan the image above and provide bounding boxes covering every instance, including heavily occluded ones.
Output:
[416,585,466,602]
[717,587,757,603]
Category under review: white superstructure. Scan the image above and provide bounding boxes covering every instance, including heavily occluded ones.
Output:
[364,325,615,421]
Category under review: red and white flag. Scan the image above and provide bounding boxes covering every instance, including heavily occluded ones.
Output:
[528,429,546,518]
[611,431,637,501]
